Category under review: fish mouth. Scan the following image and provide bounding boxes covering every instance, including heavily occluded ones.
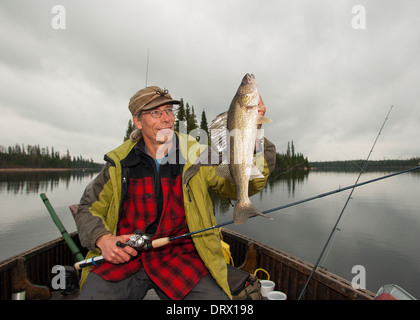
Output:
[241,74,256,88]
[243,73,255,81]
[239,75,258,97]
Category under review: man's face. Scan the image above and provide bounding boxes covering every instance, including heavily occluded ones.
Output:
[133,104,175,145]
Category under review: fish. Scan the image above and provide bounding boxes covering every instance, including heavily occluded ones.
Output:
[210,73,272,224]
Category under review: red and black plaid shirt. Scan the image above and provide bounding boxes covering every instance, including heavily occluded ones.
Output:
[92,142,208,300]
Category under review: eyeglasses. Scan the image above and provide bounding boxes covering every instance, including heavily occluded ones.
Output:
[141,108,175,118]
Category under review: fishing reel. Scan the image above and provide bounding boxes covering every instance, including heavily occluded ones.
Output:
[116,229,153,251]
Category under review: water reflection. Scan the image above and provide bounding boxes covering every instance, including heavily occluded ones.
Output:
[266,169,309,196]
[0,169,101,194]
[1,167,419,297]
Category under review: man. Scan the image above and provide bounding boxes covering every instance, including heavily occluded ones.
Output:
[75,86,276,300]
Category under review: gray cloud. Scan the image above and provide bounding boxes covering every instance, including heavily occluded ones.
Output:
[1,0,419,163]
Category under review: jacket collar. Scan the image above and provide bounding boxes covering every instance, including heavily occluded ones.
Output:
[105,132,219,184]
[122,134,185,168]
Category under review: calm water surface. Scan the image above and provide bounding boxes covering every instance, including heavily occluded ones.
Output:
[1,168,419,298]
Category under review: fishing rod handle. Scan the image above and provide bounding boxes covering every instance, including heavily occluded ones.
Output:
[74,256,104,270]
[73,237,171,269]
[151,237,170,248]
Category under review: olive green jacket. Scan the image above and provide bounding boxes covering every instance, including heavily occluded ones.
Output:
[75,132,276,299]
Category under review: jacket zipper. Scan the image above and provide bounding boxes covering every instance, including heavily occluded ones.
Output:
[117,170,129,234]
[187,187,192,202]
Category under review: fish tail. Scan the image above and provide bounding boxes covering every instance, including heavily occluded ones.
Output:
[233,201,272,224]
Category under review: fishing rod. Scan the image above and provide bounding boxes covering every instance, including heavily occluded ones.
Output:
[298,106,393,300]
[40,193,85,262]
[74,164,420,270]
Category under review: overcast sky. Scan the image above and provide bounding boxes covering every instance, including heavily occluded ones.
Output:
[1,0,419,163]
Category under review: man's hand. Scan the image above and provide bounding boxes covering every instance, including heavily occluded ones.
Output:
[255,94,267,152]
[257,94,267,129]
[96,233,138,264]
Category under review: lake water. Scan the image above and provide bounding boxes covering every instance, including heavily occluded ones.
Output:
[1,168,419,298]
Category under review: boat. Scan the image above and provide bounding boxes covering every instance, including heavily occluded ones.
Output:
[0,226,377,300]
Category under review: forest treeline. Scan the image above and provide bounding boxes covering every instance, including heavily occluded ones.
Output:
[310,158,420,171]
[0,144,103,169]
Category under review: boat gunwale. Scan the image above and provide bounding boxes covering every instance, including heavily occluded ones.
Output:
[1,230,376,300]
[0,232,79,271]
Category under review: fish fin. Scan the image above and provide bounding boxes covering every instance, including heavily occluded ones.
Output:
[246,164,264,180]
[215,162,234,183]
[257,115,272,125]
[210,111,228,130]
[210,111,228,153]
[233,201,273,224]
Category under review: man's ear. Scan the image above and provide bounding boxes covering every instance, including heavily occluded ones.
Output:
[133,116,142,130]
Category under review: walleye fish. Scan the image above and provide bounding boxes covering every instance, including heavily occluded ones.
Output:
[210,74,272,224]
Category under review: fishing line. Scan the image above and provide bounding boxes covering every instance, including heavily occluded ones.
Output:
[298,106,394,300]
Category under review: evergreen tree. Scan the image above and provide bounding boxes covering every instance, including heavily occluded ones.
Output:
[200,110,209,134]
[187,106,198,132]
[291,140,295,157]
[275,141,310,171]
[185,103,191,127]
[175,98,186,133]
[124,119,136,141]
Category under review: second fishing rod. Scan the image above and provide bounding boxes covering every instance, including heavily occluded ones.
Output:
[297,105,394,300]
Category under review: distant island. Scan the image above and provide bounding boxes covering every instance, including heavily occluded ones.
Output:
[0,144,103,170]
[310,158,420,171]
[273,141,419,172]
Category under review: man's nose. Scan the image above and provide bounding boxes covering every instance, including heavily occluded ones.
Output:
[161,111,171,122]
